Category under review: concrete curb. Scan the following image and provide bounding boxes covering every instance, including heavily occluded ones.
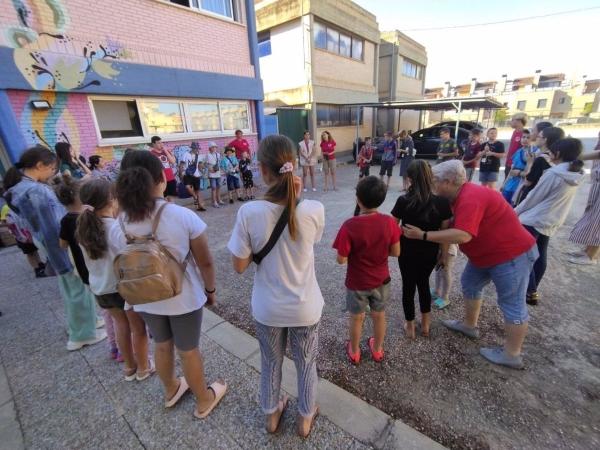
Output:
[202,308,446,449]
[0,358,24,450]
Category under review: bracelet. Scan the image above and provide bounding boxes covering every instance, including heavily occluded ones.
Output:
[205,287,216,294]
[422,231,428,241]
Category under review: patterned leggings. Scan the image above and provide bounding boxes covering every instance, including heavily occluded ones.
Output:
[255,321,319,417]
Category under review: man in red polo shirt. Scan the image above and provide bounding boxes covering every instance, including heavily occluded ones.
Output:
[149,135,177,201]
[505,114,527,179]
[403,160,537,370]
[228,129,251,160]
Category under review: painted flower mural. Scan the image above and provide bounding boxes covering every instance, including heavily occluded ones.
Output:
[4,0,130,91]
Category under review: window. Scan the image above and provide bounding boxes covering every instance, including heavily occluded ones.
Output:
[316,104,363,127]
[351,37,363,60]
[537,99,547,109]
[326,28,339,53]
[339,33,351,58]
[186,103,221,132]
[141,102,185,134]
[314,22,327,49]
[559,97,566,104]
[172,0,234,19]
[258,31,271,58]
[402,59,423,79]
[314,21,364,60]
[91,100,143,139]
[219,103,249,131]
[517,100,526,111]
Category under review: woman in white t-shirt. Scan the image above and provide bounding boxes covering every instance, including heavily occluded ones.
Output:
[228,135,324,437]
[111,150,226,419]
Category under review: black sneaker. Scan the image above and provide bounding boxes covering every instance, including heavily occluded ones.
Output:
[238,197,244,202]
[229,199,234,204]
[526,292,539,305]
[35,267,47,278]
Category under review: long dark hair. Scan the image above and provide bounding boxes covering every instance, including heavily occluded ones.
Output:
[117,150,164,222]
[3,145,57,190]
[50,173,80,206]
[541,127,565,150]
[550,138,584,173]
[405,160,436,218]
[76,178,113,260]
[258,135,298,240]
[55,142,76,169]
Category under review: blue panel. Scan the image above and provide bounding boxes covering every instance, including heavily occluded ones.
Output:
[0,89,27,164]
[0,46,264,101]
[263,115,279,136]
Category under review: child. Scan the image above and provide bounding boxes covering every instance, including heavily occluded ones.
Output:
[462,129,483,182]
[4,146,105,350]
[221,147,243,204]
[392,160,452,339]
[502,130,532,204]
[478,128,505,189]
[432,243,458,310]
[239,151,255,200]
[357,137,374,179]
[76,178,153,380]
[0,203,47,278]
[333,176,401,364]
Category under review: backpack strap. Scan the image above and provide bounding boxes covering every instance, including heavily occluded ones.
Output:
[151,201,191,273]
[151,202,169,238]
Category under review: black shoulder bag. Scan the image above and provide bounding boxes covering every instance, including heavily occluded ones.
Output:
[252,202,299,264]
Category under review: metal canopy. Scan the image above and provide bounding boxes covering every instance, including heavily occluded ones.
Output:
[342,96,505,111]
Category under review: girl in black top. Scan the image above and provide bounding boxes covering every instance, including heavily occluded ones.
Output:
[391,160,452,338]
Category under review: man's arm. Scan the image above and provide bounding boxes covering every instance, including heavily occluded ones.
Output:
[403,224,472,244]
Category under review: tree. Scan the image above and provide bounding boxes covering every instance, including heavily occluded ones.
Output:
[494,109,508,126]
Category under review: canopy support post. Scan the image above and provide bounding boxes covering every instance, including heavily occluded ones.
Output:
[454,101,462,144]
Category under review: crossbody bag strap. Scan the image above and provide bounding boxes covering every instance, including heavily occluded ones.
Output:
[252,206,290,265]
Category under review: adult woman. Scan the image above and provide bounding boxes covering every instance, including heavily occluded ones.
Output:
[89,155,117,181]
[402,160,537,370]
[298,130,317,192]
[568,133,600,265]
[391,160,452,338]
[111,150,226,418]
[398,130,415,192]
[55,142,91,180]
[4,146,104,350]
[515,138,584,306]
[320,131,337,191]
[228,135,324,437]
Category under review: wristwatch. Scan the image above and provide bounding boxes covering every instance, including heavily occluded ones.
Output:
[422,231,428,241]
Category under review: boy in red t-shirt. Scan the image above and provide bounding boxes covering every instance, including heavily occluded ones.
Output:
[333,176,401,364]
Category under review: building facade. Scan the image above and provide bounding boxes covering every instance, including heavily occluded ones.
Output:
[424,72,600,127]
[0,0,264,174]
[377,30,427,135]
[255,0,379,153]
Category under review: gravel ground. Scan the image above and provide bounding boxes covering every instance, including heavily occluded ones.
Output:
[203,163,599,450]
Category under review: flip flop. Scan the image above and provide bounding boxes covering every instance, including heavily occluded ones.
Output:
[266,395,289,434]
[194,380,227,419]
[165,377,189,408]
[297,407,320,438]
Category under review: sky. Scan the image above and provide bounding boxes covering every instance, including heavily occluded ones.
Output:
[354,0,600,88]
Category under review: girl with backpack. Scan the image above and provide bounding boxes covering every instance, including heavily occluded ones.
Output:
[76,178,152,380]
[228,135,325,437]
[111,150,226,418]
[4,146,105,350]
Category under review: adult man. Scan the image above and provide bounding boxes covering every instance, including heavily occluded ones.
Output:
[436,127,459,163]
[228,129,251,160]
[149,136,177,201]
[402,160,537,369]
[202,141,224,208]
[506,114,527,178]
[183,142,206,211]
[379,132,397,188]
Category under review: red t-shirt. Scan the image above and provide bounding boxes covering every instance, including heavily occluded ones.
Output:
[507,130,523,166]
[320,140,336,159]
[151,149,175,181]
[452,183,535,267]
[333,213,401,290]
[228,138,250,159]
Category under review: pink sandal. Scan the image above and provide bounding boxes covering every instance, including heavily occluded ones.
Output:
[194,381,227,419]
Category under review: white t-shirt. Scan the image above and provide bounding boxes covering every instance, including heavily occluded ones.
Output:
[110,202,207,315]
[227,200,325,327]
[202,152,222,179]
[183,151,201,177]
[80,217,120,296]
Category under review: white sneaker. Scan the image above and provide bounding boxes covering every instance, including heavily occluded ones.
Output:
[568,255,597,266]
[312,188,317,192]
[66,329,107,351]
[303,188,307,192]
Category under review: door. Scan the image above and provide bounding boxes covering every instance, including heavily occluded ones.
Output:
[276,108,308,146]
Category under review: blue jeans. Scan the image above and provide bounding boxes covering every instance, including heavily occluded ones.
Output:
[461,245,538,324]
[524,226,550,294]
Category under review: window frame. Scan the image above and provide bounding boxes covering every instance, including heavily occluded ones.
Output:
[313,20,364,61]
[185,0,235,20]
[517,100,527,111]
[316,104,363,127]
[89,96,253,146]
[402,59,423,79]
[537,99,547,109]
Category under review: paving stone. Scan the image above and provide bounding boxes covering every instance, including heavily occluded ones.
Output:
[205,320,260,361]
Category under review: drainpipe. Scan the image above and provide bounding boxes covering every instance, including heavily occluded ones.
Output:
[245,0,265,140]
[0,89,26,164]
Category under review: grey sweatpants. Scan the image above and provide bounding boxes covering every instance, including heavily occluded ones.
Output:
[255,321,319,417]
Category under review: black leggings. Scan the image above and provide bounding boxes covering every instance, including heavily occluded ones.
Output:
[399,253,438,321]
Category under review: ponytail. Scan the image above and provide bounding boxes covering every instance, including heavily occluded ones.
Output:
[4,145,56,190]
[550,137,584,173]
[258,135,298,240]
[76,178,112,259]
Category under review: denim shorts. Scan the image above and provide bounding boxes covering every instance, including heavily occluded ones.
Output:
[346,278,391,314]
[209,177,220,189]
[227,175,241,191]
[460,245,538,324]
[479,171,499,182]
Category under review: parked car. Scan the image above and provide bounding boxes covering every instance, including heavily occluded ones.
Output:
[411,125,471,159]
[434,120,483,131]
